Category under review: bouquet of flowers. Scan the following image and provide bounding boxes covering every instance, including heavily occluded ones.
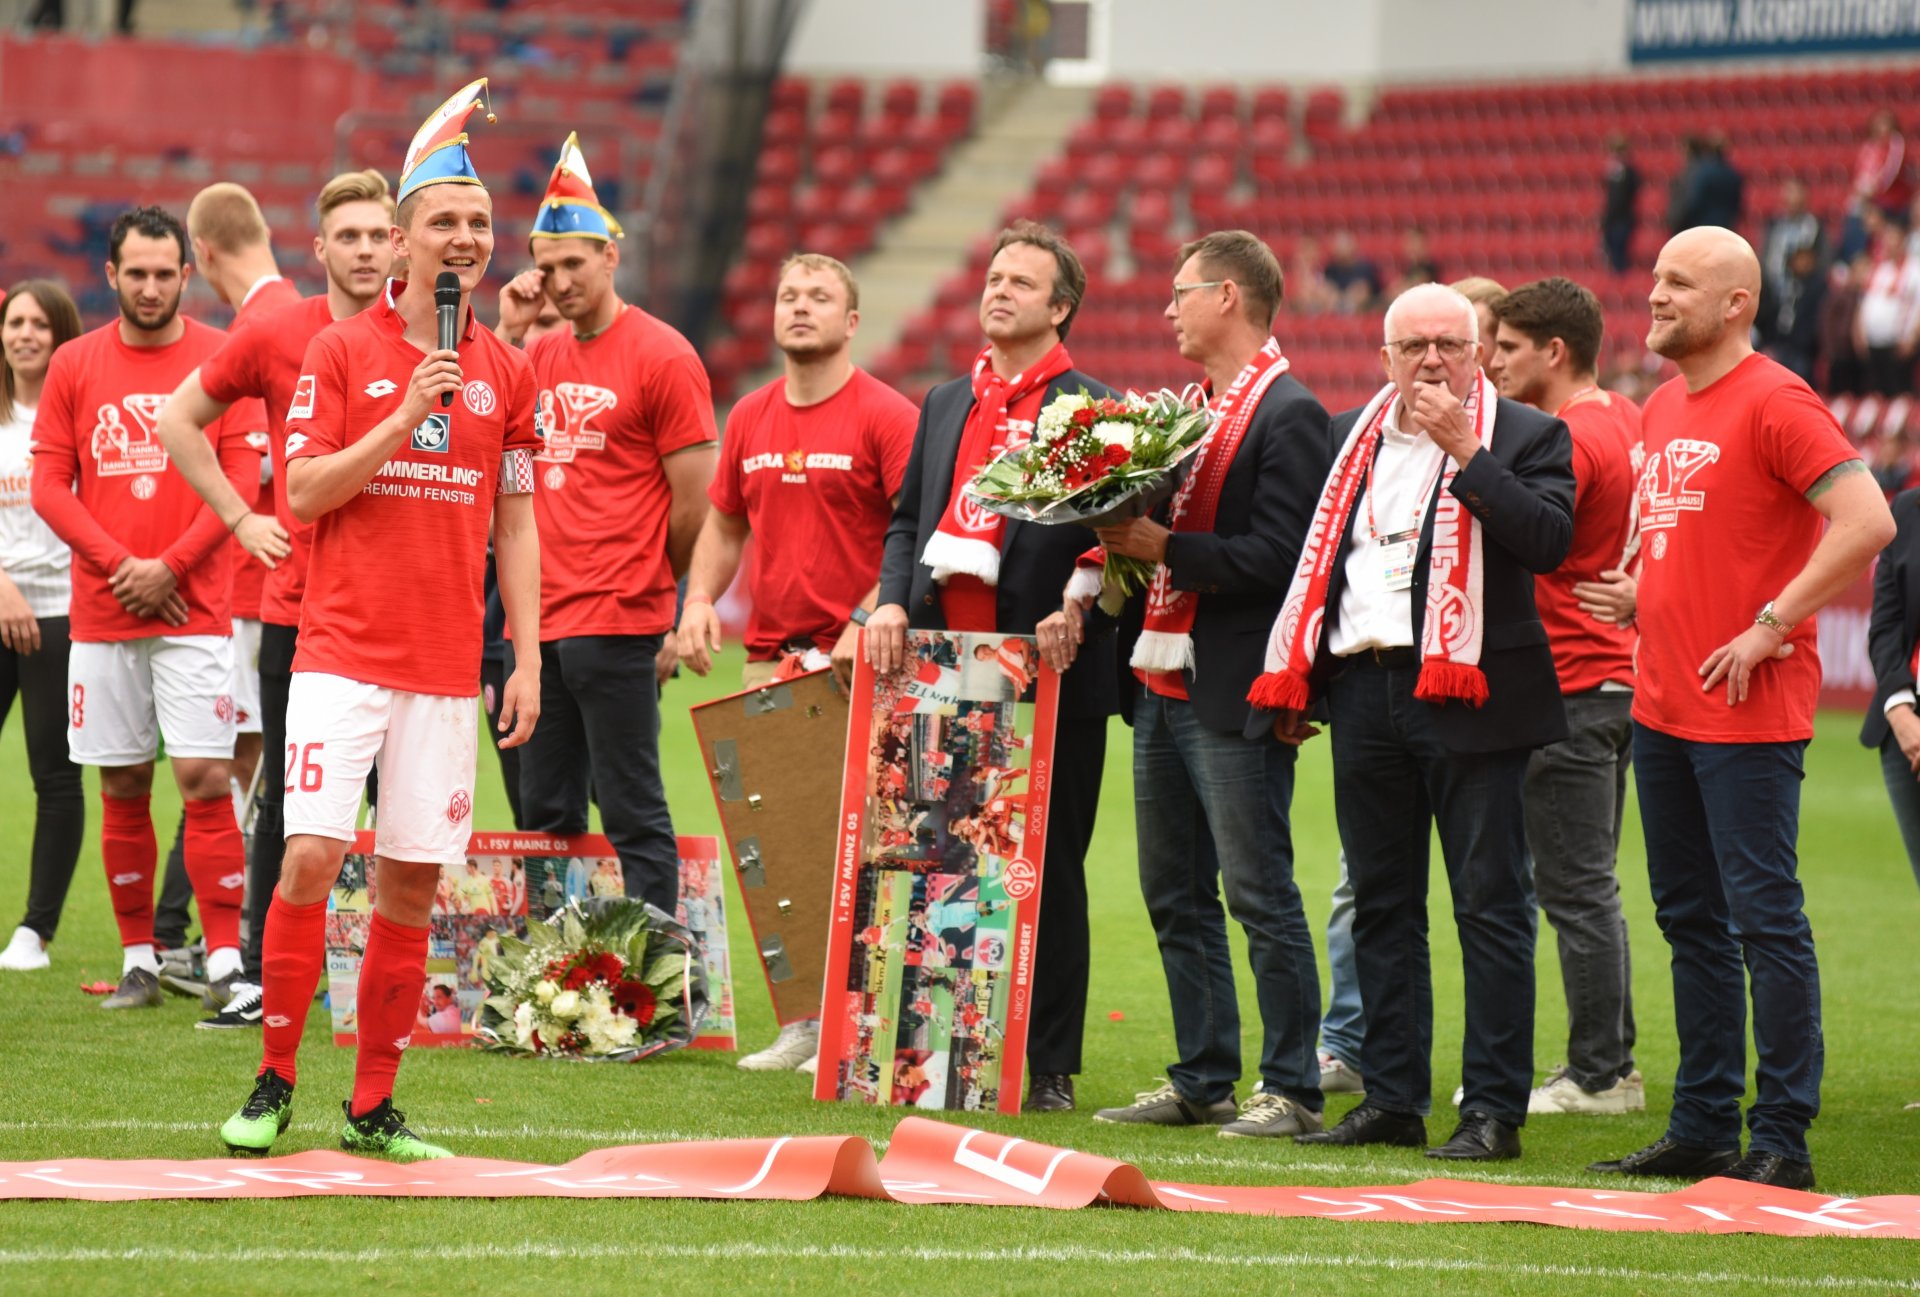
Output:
[475,898,708,1062]
[964,388,1213,599]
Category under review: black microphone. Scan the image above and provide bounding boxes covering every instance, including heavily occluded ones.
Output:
[434,271,462,407]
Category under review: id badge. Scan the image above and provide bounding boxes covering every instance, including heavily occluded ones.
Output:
[1377,530,1418,592]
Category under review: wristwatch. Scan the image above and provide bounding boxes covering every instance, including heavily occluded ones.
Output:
[848,607,870,627]
[1754,601,1795,635]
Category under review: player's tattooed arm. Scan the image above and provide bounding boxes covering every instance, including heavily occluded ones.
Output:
[1805,458,1869,502]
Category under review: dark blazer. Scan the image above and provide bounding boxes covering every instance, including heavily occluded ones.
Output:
[1265,394,1576,754]
[1861,487,1920,749]
[878,367,1123,720]
[1117,372,1332,734]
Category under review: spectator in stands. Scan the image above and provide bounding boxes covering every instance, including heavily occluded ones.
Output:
[0,280,86,974]
[495,134,716,916]
[1863,486,1920,898]
[1287,238,1339,317]
[1669,134,1743,234]
[1757,244,1826,387]
[1489,278,1645,1119]
[1761,179,1826,290]
[1600,134,1641,274]
[1323,231,1381,314]
[1854,110,1912,221]
[868,221,1121,1114]
[1270,282,1573,1163]
[1853,216,1920,398]
[676,252,918,1076]
[1392,227,1441,296]
[1821,251,1873,396]
[1066,231,1331,1138]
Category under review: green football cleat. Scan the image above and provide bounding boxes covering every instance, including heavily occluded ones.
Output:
[339,1099,452,1161]
[220,1069,295,1155]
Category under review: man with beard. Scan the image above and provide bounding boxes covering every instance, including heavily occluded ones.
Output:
[675,251,916,1074]
[495,132,715,915]
[29,205,264,1014]
[1589,227,1892,1189]
[868,220,1121,1113]
[156,169,397,1028]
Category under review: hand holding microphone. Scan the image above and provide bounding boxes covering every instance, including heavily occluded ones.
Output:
[435,271,462,407]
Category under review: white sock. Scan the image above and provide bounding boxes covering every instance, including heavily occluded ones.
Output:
[206,945,243,982]
[123,943,160,976]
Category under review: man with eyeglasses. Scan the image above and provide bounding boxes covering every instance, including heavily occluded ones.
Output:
[1249,282,1574,1162]
[1042,231,1332,1136]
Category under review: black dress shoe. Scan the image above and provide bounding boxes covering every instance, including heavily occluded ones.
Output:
[1588,1136,1741,1178]
[1427,1111,1521,1161]
[1023,1073,1075,1113]
[1719,1150,1815,1190]
[1294,1101,1426,1147]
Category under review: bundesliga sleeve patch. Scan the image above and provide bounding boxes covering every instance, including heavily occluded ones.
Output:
[499,447,535,496]
[288,375,316,420]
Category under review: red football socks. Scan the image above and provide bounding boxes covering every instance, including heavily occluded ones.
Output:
[350,910,430,1117]
[100,792,156,947]
[258,892,327,1086]
[182,796,245,955]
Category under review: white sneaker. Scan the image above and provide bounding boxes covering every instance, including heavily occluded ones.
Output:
[798,1052,818,1076]
[1317,1049,1365,1095]
[737,1019,820,1071]
[0,926,48,971]
[1528,1067,1646,1115]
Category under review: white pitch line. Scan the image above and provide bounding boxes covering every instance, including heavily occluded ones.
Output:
[0,1118,701,1145]
[0,1240,1910,1290]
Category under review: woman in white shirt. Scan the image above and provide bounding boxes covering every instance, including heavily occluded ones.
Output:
[0,279,85,972]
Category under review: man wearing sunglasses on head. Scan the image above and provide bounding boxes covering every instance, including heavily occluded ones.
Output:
[1248,282,1573,1163]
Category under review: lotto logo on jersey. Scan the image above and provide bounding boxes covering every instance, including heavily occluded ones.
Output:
[535,382,617,463]
[364,379,397,399]
[411,413,452,454]
[89,395,171,478]
[289,375,316,420]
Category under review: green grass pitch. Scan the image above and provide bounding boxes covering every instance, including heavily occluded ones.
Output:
[0,646,1916,1294]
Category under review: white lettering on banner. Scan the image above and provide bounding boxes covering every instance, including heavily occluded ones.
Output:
[834,813,859,921]
[1014,921,1033,987]
[950,1130,1074,1196]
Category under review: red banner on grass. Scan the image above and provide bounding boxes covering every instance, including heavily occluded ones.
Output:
[0,1117,1913,1238]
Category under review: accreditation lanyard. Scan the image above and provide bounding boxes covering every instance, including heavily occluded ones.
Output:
[1362,434,1448,593]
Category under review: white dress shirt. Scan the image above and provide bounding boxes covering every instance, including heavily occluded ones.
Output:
[1330,399,1449,656]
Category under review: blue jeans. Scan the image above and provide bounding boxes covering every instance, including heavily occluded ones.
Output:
[1327,658,1537,1125]
[1633,723,1821,1160]
[1133,694,1321,1108]
[1319,852,1365,1067]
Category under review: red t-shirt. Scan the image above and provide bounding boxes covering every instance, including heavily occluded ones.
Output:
[284,282,540,696]
[199,293,338,628]
[1632,354,1857,743]
[708,369,916,658]
[1534,388,1641,695]
[29,319,262,643]
[209,278,302,625]
[528,306,717,639]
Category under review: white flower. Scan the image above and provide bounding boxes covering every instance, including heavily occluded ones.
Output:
[1093,421,1135,452]
[1035,403,1075,447]
[549,990,582,1021]
[579,993,639,1054]
[533,979,559,1004]
[512,1001,537,1049]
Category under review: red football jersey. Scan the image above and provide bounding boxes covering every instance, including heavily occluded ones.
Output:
[29,318,262,643]
[217,277,301,624]
[284,281,539,696]
[528,306,717,639]
[708,369,915,658]
[1533,387,1641,695]
[1633,354,1856,743]
[199,293,339,628]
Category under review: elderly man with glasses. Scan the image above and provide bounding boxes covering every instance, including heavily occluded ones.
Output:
[1248,282,1574,1161]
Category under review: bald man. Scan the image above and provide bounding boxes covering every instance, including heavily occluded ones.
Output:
[1590,228,1893,1190]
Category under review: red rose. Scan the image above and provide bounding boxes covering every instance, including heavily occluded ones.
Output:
[1102,444,1131,466]
[1071,406,1096,428]
[564,965,593,991]
[615,980,657,1026]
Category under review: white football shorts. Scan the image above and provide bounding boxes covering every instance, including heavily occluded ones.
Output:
[282,671,479,865]
[230,617,263,735]
[67,635,237,766]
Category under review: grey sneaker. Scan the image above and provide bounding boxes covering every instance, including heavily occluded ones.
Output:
[738,1019,820,1072]
[1318,1049,1365,1095]
[1220,1091,1325,1139]
[102,967,164,1010]
[198,982,264,1030]
[202,972,246,1012]
[1093,1080,1237,1126]
[159,969,210,1003]
[1528,1066,1646,1115]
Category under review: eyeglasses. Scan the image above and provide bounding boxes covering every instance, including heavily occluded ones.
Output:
[1171,280,1225,302]
[1387,335,1475,362]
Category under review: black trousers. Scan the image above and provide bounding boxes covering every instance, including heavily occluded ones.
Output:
[241,621,299,978]
[1024,713,1106,1076]
[519,634,678,912]
[4,614,86,941]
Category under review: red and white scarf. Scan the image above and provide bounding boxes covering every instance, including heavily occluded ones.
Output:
[1130,338,1291,675]
[921,342,1074,586]
[1248,371,1497,712]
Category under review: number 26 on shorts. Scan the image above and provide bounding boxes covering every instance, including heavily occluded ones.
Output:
[285,742,325,794]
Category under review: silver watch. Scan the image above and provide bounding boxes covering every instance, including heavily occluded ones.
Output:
[1754,601,1794,635]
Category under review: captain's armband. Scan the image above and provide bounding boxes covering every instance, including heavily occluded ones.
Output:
[499,447,536,496]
